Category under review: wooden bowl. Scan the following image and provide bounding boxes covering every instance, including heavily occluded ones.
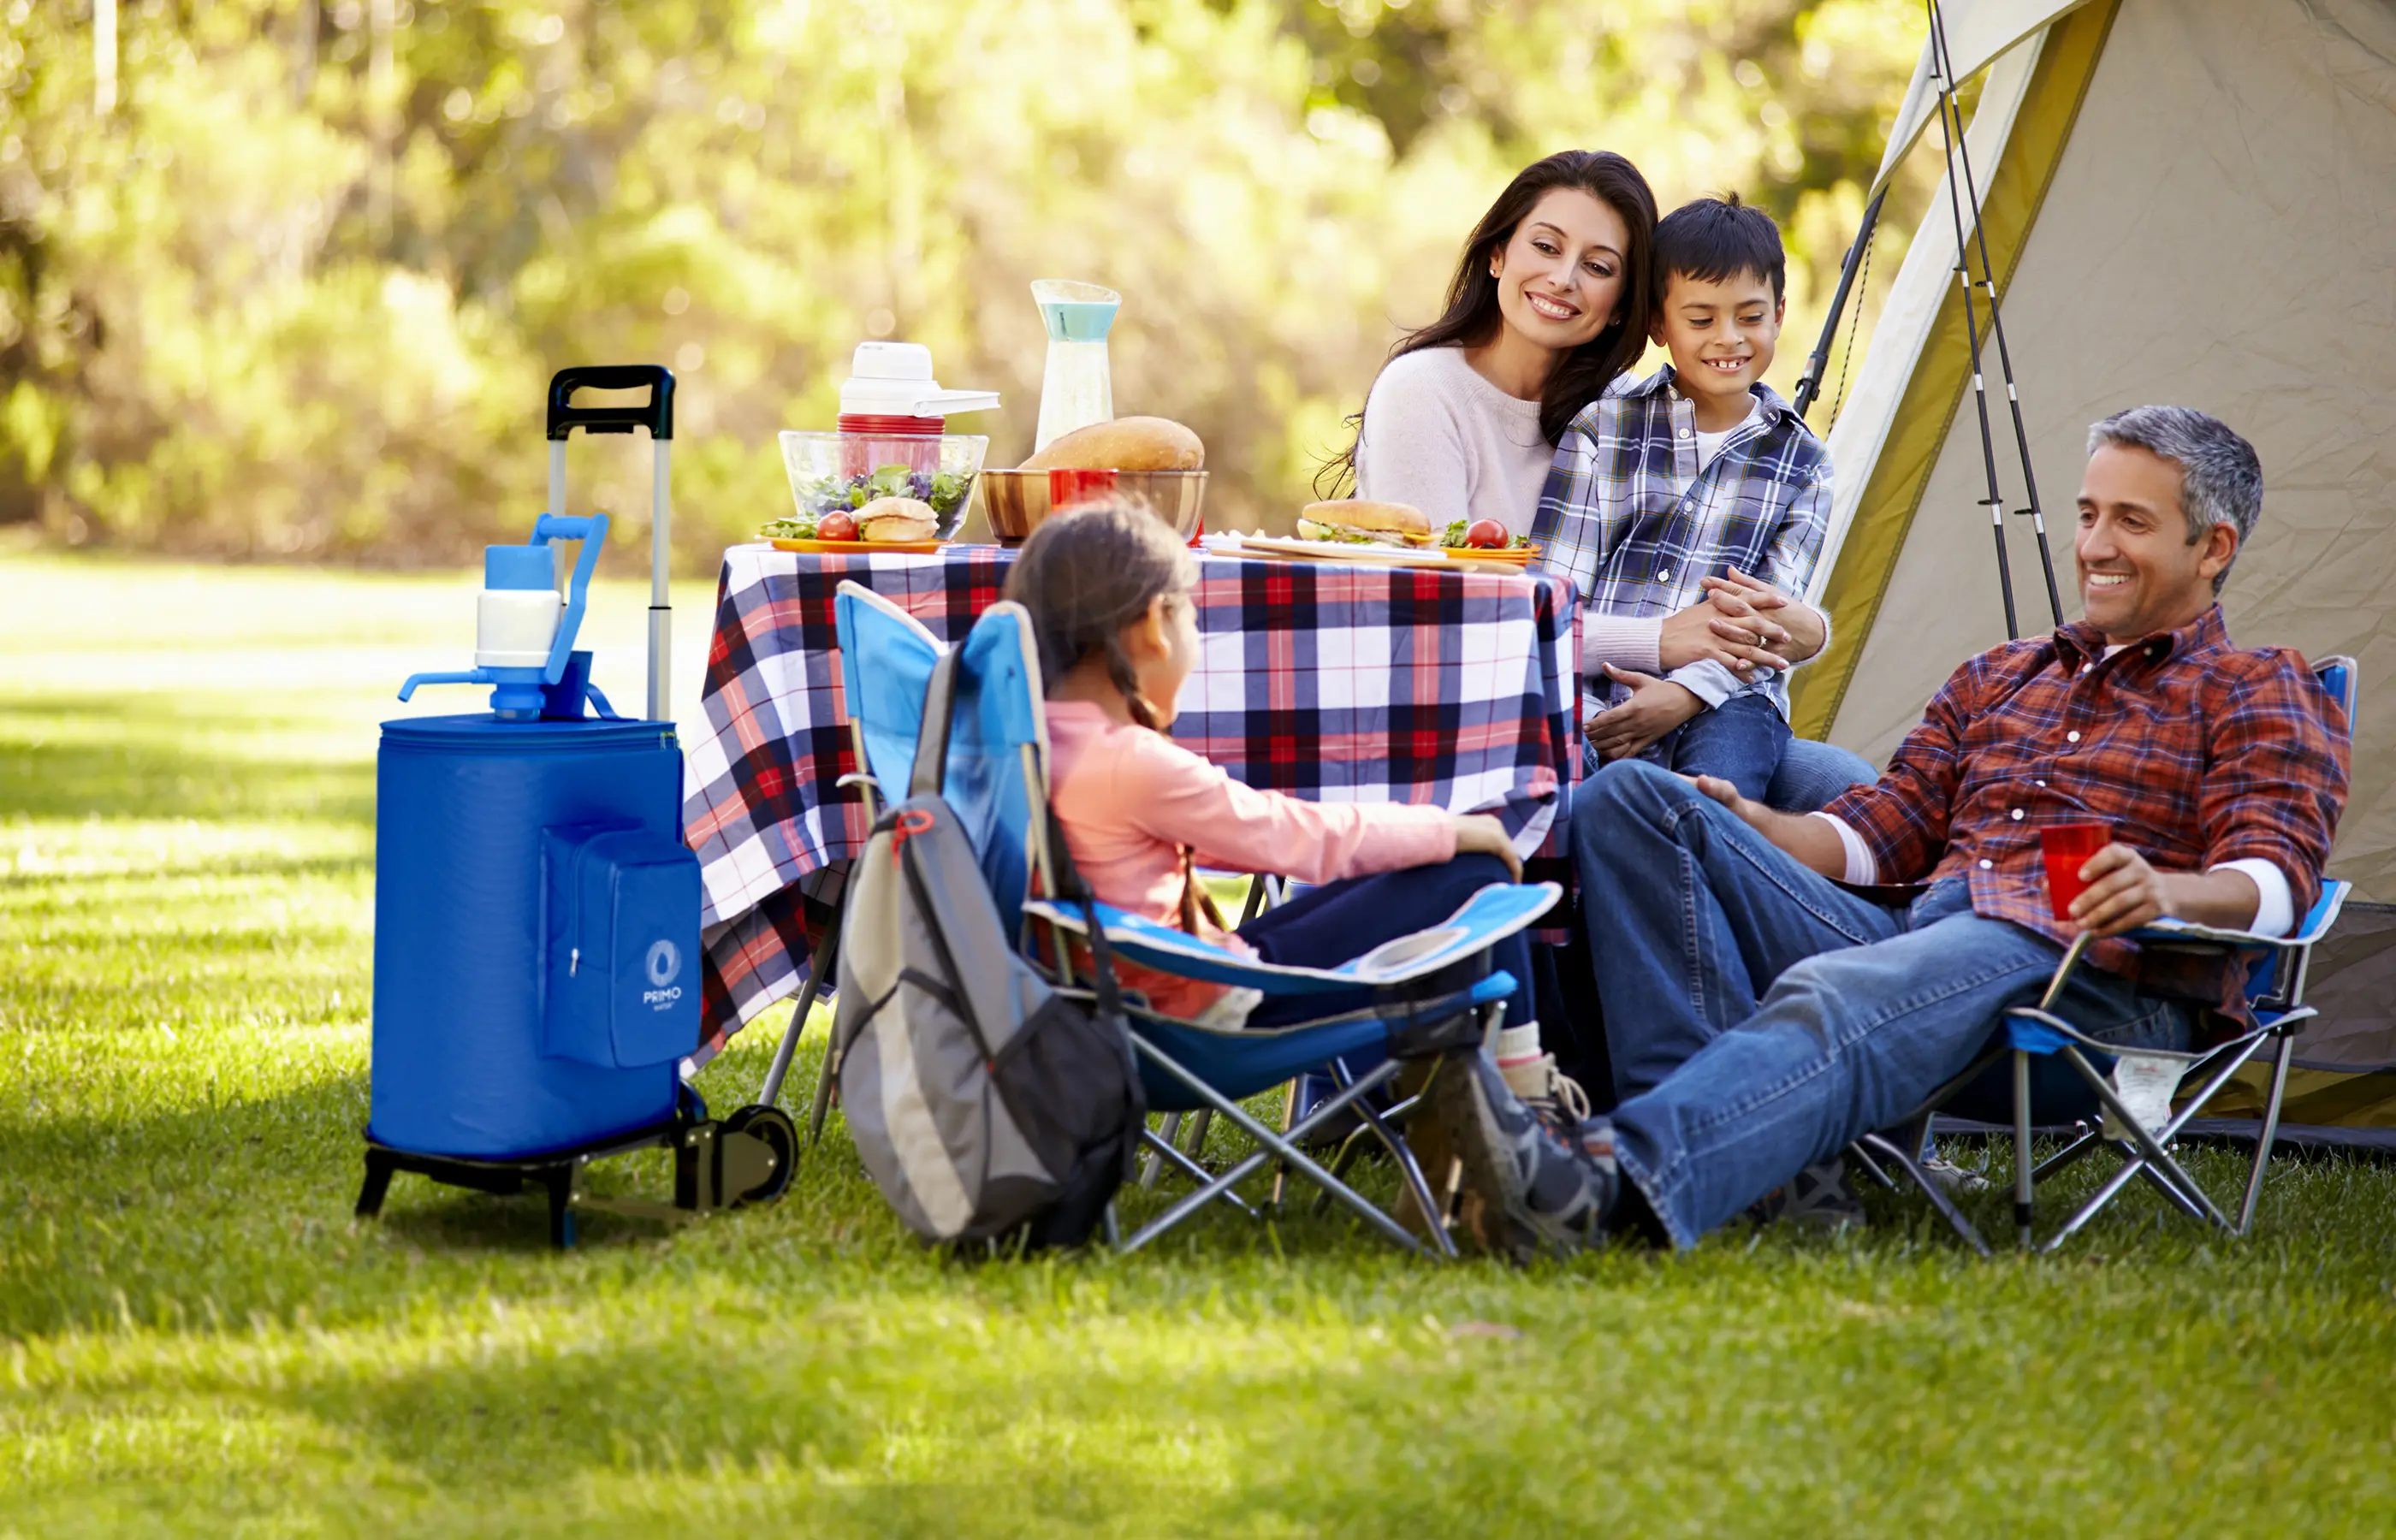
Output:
[976,470,1207,545]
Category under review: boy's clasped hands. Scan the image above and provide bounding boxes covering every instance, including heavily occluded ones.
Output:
[1585,567,1810,764]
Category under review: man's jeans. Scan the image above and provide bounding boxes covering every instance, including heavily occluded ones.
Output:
[1574,761,2197,1248]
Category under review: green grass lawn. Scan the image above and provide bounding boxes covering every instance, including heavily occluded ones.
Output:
[6,550,2396,1537]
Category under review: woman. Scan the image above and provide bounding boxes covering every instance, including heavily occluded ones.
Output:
[1328,150,1869,808]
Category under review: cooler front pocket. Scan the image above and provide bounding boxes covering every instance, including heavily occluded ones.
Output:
[543,824,703,1069]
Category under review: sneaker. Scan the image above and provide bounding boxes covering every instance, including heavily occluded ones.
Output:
[1919,1152,1992,1195]
[1423,1051,1616,1263]
[1498,1050,1592,1127]
[1747,1158,1868,1230]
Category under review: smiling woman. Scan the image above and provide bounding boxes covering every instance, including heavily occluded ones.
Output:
[1320,151,1660,536]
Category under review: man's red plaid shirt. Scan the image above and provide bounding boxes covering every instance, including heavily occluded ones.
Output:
[1823,605,2350,1019]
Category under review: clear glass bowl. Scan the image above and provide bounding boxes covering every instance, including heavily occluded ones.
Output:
[777,430,989,537]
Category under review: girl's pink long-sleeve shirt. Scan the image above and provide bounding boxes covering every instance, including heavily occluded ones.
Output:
[1042,699,1456,1018]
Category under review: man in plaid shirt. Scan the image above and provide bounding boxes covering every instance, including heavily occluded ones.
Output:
[1471,406,2351,1251]
[1531,196,1835,803]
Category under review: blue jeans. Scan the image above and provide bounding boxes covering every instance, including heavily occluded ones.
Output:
[1574,761,2197,1247]
[1653,692,1791,803]
[1238,854,1534,1034]
[1764,737,1875,813]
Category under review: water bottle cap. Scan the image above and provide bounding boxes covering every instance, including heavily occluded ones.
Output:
[1032,279,1120,341]
[837,342,998,418]
[483,543,556,591]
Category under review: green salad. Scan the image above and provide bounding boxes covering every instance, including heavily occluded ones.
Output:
[789,464,972,521]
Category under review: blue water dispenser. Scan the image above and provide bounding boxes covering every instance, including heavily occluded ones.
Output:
[355,366,794,1246]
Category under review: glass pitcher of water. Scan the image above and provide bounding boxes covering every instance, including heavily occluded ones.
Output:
[1031,280,1120,453]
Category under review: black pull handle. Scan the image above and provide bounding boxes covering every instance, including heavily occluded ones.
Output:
[547,364,675,441]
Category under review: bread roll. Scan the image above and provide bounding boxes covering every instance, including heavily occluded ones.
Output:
[855,496,940,542]
[1296,499,1432,547]
[1020,417,1205,472]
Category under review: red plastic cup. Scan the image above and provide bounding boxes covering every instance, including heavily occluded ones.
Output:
[2040,821,2113,921]
[1047,468,1118,511]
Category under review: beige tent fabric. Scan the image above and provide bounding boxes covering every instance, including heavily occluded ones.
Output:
[1823,0,2396,903]
[1867,0,2092,199]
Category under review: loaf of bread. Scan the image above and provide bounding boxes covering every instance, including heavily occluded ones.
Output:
[1020,417,1205,472]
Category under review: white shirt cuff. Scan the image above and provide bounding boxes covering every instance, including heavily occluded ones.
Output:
[1579,612,1663,676]
[2211,858,2294,938]
[1810,813,1877,885]
[1666,659,1744,709]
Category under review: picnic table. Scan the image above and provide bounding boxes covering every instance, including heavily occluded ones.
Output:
[682,542,1583,1051]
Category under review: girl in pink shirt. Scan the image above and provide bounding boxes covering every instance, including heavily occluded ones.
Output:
[1002,500,1538,1042]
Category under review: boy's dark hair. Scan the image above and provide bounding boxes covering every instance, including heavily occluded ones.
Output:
[1655,193,1786,304]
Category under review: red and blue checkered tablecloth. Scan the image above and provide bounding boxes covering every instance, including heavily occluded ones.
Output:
[683,542,1582,1042]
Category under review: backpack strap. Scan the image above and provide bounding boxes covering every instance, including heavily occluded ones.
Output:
[909,649,964,800]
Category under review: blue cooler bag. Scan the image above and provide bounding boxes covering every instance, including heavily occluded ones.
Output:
[370,714,697,1158]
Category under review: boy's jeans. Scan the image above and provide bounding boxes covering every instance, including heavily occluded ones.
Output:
[1660,691,1791,803]
[1582,693,1794,804]
[1573,761,2197,1247]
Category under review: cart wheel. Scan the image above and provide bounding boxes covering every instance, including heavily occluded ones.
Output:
[721,1105,798,1206]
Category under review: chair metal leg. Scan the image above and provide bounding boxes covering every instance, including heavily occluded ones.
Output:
[1181,1109,1213,1160]
[765,899,843,1116]
[1140,1113,1184,1190]
[1119,1045,1422,1256]
[2013,1049,2035,1249]
[2237,1032,2298,1235]
[1138,1128,1259,1219]
[1852,1131,1990,1256]
[2031,1125,2102,1182]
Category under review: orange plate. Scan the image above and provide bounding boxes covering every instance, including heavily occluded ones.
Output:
[768,537,946,554]
[1441,546,1535,564]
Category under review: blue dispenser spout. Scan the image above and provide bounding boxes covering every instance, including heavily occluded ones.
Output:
[399,512,613,720]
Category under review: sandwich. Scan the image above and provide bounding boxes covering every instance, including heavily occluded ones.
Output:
[1296,500,1433,548]
[853,496,940,542]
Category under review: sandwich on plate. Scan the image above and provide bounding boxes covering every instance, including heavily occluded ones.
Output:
[1294,500,1432,548]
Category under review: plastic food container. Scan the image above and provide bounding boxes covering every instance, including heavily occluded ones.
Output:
[778,429,988,539]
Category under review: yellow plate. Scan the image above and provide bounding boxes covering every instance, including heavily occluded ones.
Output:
[1441,545,1536,564]
[768,537,946,554]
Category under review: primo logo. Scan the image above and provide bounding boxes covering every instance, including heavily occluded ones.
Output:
[643,939,685,1008]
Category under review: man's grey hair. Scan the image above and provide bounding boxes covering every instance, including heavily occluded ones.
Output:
[2086,405,2263,594]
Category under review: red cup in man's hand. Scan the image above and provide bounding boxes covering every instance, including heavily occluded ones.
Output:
[2040,821,2113,921]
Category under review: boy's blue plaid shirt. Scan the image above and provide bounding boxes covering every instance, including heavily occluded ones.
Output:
[1528,366,1834,724]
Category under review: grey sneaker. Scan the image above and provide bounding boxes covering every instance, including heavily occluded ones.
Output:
[1423,1051,1616,1263]
[1920,1152,1993,1195]
[1749,1159,1868,1230]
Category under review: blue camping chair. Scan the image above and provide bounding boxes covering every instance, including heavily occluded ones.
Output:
[1852,655,2357,1253]
[828,585,1559,1255]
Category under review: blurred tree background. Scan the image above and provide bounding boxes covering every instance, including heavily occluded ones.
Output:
[0,0,1934,571]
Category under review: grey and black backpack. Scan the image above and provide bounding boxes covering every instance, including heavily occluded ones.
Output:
[830,651,1144,1250]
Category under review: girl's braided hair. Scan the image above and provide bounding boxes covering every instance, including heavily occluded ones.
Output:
[1002,499,1195,732]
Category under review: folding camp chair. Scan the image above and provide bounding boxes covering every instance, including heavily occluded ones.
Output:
[1853,655,2357,1254]
[827,587,1559,1256]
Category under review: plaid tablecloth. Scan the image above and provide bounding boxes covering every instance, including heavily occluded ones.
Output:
[684,543,1581,1042]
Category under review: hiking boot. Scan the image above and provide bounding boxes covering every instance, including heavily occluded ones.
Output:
[1422,1050,1616,1264]
[1747,1158,1867,1230]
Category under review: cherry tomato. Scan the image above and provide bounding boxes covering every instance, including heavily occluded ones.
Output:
[818,511,859,542]
[1464,518,1507,549]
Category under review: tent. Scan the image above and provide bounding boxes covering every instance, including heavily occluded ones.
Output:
[1794,0,2396,1135]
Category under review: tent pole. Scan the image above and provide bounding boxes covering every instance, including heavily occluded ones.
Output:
[1793,187,1888,423]
[1924,0,2019,641]
[1928,1,2065,627]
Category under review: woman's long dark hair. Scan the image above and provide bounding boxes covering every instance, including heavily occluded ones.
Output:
[1319,149,1659,497]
